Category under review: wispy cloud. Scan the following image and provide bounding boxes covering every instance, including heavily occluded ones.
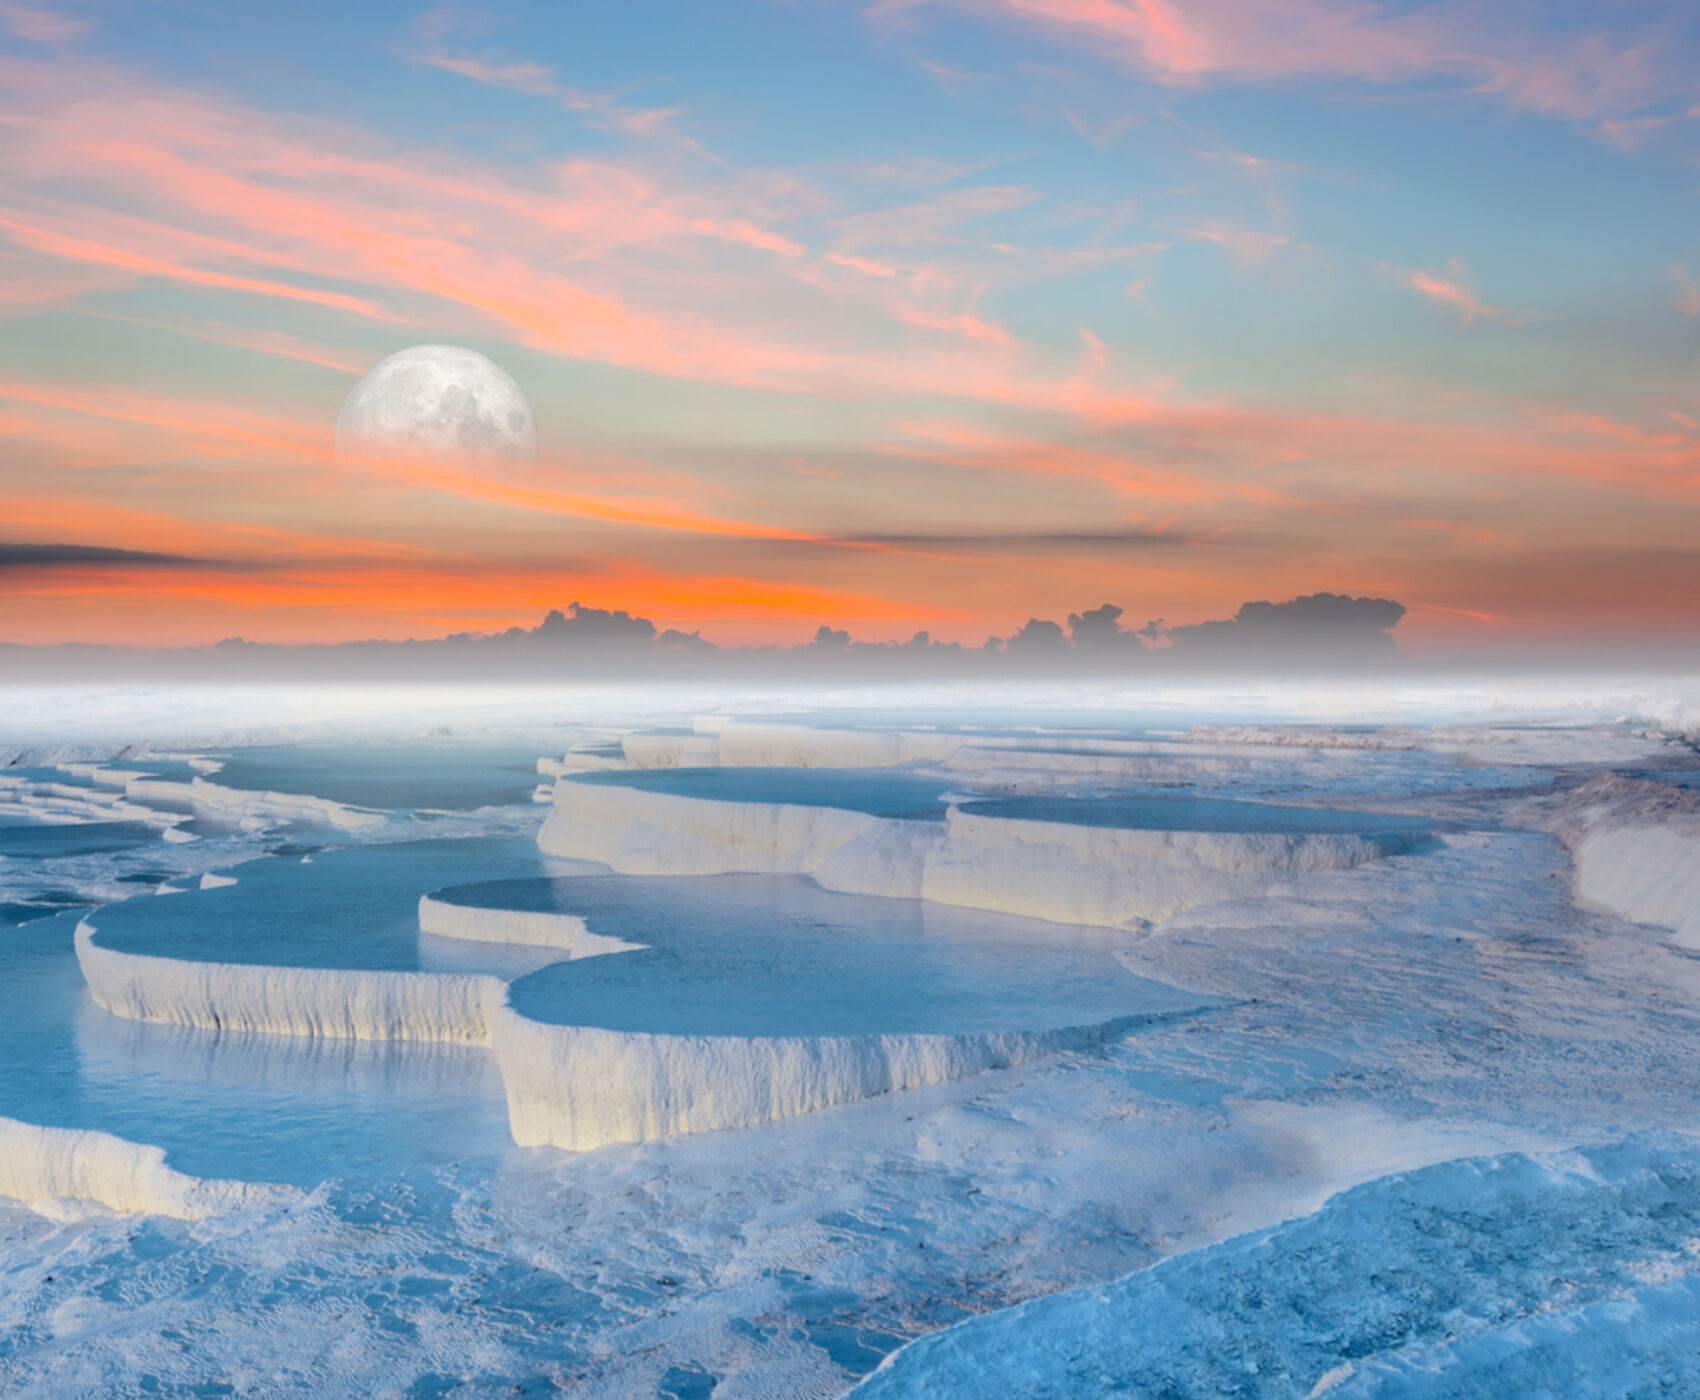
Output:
[412,50,682,136]
[1381,260,1512,327]
[881,0,1691,126]
[1181,221,1291,263]
[0,58,1095,404]
[0,541,237,570]
[0,374,830,542]
[0,2,86,45]
[1674,266,1700,317]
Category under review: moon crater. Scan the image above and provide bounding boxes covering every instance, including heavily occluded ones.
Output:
[336,344,537,469]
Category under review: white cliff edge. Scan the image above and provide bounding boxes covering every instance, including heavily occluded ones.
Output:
[538,779,1419,929]
[75,920,501,1043]
[492,1007,1159,1152]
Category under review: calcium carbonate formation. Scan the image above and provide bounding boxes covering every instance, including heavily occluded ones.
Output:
[536,774,1420,928]
[11,714,1700,1222]
[0,1117,296,1219]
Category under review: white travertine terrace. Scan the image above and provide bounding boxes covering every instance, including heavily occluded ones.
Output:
[76,921,502,1044]
[607,720,1264,789]
[0,1117,296,1220]
[1573,825,1700,946]
[537,779,1418,929]
[73,878,1188,1157]
[539,777,940,894]
[715,723,958,769]
[86,770,387,830]
[622,732,720,768]
[417,893,643,957]
[32,720,1443,1214]
[923,807,1416,929]
[537,751,627,776]
[491,1008,1161,1153]
[1560,776,1700,948]
[938,746,1235,785]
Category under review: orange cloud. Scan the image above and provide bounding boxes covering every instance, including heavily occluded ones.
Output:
[0,58,1206,420]
[0,549,925,647]
[0,215,396,321]
[0,375,829,542]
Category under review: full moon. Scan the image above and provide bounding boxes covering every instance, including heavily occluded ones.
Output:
[335,344,537,470]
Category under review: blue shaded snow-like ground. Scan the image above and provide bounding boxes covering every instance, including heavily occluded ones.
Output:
[853,1138,1700,1399]
[4,679,1700,1396]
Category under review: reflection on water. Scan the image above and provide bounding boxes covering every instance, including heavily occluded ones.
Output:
[480,873,1219,1038]
[0,913,515,1185]
[207,743,546,812]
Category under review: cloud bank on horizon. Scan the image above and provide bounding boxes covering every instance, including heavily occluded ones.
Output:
[0,0,1695,653]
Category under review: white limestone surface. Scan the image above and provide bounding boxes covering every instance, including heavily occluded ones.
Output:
[537,752,626,776]
[1573,826,1700,946]
[538,778,940,897]
[120,775,385,830]
[417,894,643,958]
[926,807,1421,929]
[539,779,1415,929]
[72,908,1153,1153]
[1560,776,1700,948]
[716,722,961,769]
[75,921,502,1043]
[939,745,1237,786]
[622,733,720,768]
[488,1003,1153,1152]
[0,1117,295,1219]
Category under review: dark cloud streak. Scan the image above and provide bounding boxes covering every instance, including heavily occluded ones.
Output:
[0,542,246,571]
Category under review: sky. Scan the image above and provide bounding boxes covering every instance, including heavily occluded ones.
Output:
[1,0,1697,651]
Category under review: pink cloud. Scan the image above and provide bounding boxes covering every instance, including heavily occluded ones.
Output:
[890,0,1685,123]
[414,50,682,136]
[0,213,398,321]
[0,57,1059,393]
[71,310,367,375]
[0,2,85,45]
[1182,222,1291,263]
[414,52,558,97]
[1381,259,1509,327]
[3,48,1688,530]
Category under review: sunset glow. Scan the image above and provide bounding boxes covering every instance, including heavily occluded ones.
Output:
[2,1,1696,650]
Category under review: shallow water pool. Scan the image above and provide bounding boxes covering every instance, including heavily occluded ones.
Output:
[463,874,1215,1038]
[0,912,513,1185]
